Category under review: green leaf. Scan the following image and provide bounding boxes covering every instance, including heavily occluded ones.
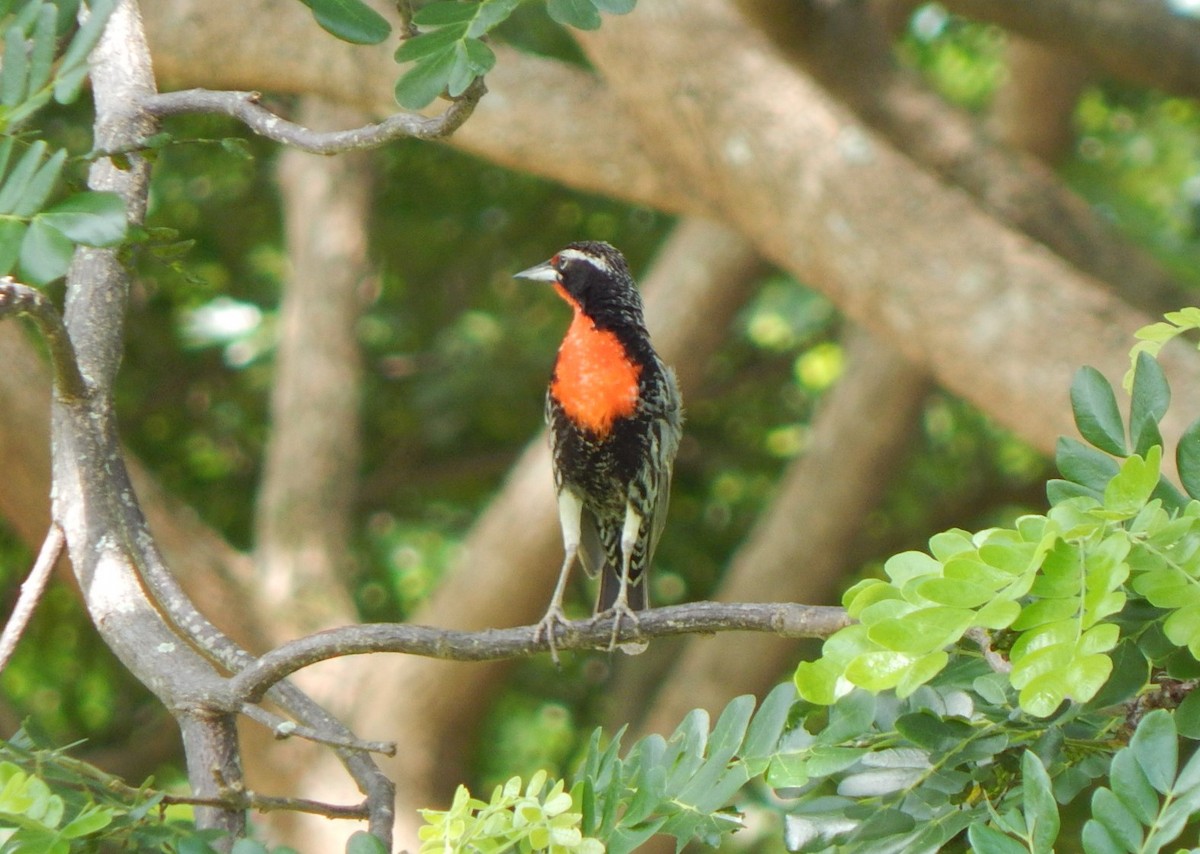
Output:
[344,830,388,853]
[1129,351,1170,457]
[742,683,794,762]
[58,805,112,838]
[1,23,30,109]
[793,657,841,705]
[12,145,65,217]
[1047,478,1101,505]
[547,0,603,29]
[0,139,47,213]
[1176,689,1200,739]
[1057,436,1121,493]
[1018,674,1067,717]
[882,550,942,585]
[1071,366,1127,456]
[845,651,914,691]
[867,606,973,653]
[592,0,636,11]
[0,218,26,273]
[394,47,458,109]
[1022,751,1060,852]
[1131,709,1177,795]
[413,1,480,25]
[18,215,73,284]
[1109,749,1158,827]
[967,824,1027,854]
[1081,819,1124,854]
[38,191,126,246]
[394,25,467,62]
[1103,446,1161,519]
[1177,416,1200,500]
[26,5,56,96]
[468,0,522,36]
[54,0,116,104]
[817,690,875,745]
[913,577,996,608]
[1092,787,1143,852]
[301,0,390,44]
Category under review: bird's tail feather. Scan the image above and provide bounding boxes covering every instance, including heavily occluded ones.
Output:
[596,566,647,612]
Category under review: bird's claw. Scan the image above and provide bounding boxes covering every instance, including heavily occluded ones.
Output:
[595,603,645,655]
[534,607,571,666]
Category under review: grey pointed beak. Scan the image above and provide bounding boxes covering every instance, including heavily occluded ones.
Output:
[514,260,559,282]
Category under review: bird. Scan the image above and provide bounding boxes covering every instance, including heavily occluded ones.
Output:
[515,241,683,663]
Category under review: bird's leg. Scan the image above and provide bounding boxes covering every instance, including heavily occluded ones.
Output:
[605,504,645,653]
[536,490,583,665]
[535,545,576,666]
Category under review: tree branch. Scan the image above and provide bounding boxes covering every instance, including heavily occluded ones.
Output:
[238,703,396,756]
[942,0,1200,98]
[0,279,88,402]
[140,80,485,153]
[0,524,64,674]
[224,603,851,705]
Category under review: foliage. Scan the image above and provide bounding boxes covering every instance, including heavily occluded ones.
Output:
[293,0,638,109]
[419,770,602,854]
[1080,709,1200,854]
[420,684,794,854]
[793,340,1200,719]
[0,729,228,853]
[0,0,127,285]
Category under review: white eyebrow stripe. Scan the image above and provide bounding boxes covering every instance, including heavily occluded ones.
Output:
[558,247,613,275]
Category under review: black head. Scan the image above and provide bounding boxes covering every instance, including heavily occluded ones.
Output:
[514,241,644,324]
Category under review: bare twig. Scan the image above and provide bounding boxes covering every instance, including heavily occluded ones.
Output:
[0,278,88,402]
[0,524,64,674]
[140,79,486,154]
[184,788,371,821]
[238,703,396,756]
[226,602,851,704]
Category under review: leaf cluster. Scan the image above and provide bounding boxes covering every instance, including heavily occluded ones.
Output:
[419,685,794,854]
[0,0,127,285]
[291,0,638,110]
[0,730,223,853]
[793,343,1200,721]
[419,770,602,853]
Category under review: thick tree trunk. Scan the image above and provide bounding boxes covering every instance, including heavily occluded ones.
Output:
[255,97,370,638]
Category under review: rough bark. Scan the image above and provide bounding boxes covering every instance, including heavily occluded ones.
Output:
[59,1,245,842]
[736,0,1183,317]
[255,98,369,638]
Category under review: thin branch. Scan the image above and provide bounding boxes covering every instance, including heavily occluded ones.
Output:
[178,788,371,821]
[140,79,486,154]
[227,602,851,704]
[63,753,371,821]
[0,524,64,674]
[238,703,396,756]
[0,278,88,402]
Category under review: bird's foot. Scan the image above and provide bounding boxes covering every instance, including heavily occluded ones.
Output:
[534,606,571,666]
[596,603,647,656]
